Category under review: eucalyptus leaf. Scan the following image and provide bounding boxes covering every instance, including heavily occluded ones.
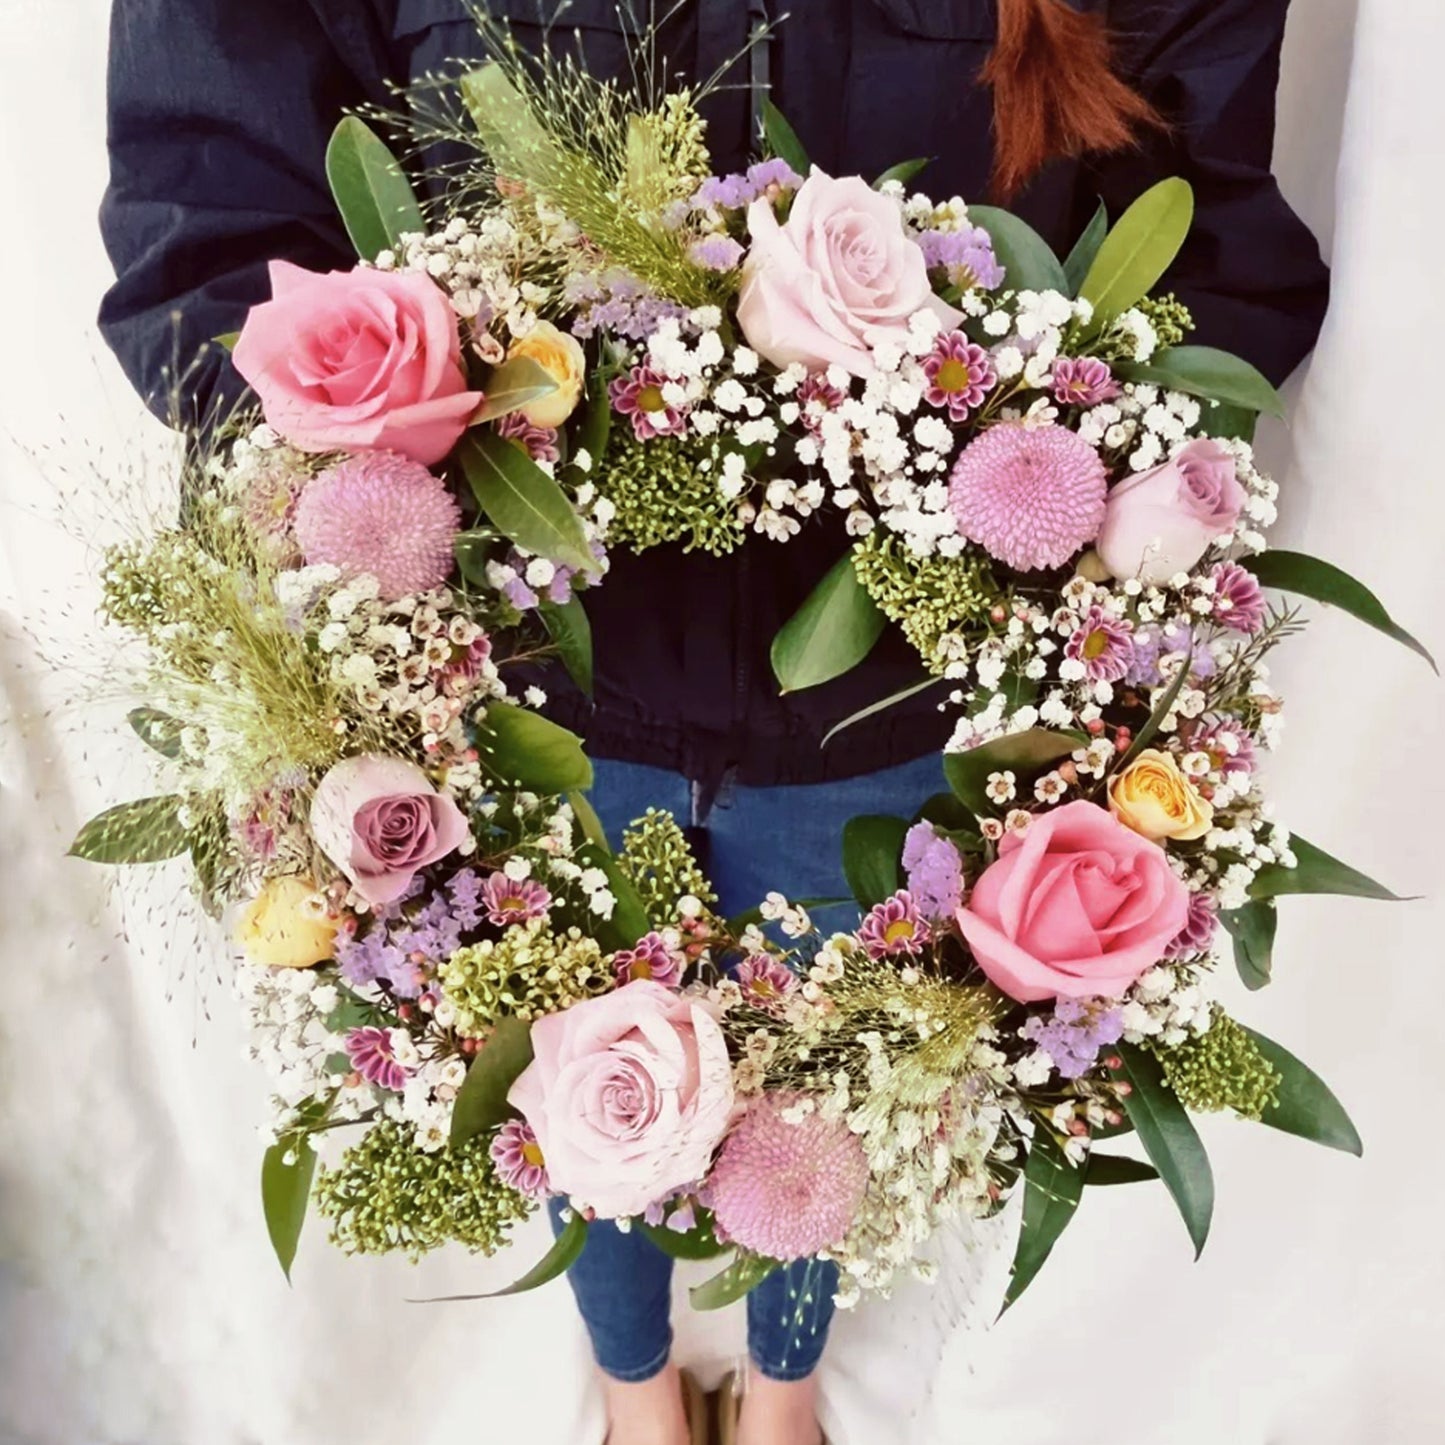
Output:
[770,552,885,694]
[1249,835,1406,903]
[942,729,1082,816]
[1079,178,1194,322]
[261,1139,316,1283]
[416,1210,588,1300]
[1118,345,1283,417]
[1197,401,1259,442]
[1084,1154,1159,1187]
[1244,1028,1363,1156]
[539,595,594,698]
[471,355,559,425]
[968,205,1068,294]
[874,156,932,189]
[1002,1125,1083,1311]
[473,701,593,794]
[639,1212,729,1260]
[325,116,425,261]
[690,1250,780,1311]
[1062,201,1108,296]
[453,529,495,587]
[127,707,183,759]
[1110,1044,1214,1257]
[566,790,610,852]
[459,431,595,575]
[1243,550,1436,672]
[68,795,189,865]
[821,675,944,747]
[449,1016,534,1146]
[841,814,910,909]
[760,97,809,176]
[1220,899,1278,990]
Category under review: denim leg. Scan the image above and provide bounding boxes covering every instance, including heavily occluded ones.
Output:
[548,1197,675,1382]
[746,1257,841,1381]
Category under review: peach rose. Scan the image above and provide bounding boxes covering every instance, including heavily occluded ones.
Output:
[233,260,483,465]
[506,320,586,428]
[1107,749,1214,842]
[234,876,338,968]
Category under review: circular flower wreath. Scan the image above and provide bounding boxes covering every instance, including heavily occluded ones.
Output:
[75,57,1430,1310]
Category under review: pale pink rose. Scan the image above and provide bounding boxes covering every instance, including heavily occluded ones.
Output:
[1095,438,1246,585]
[736,170,963,376]
[508,980,734,1218]
[309,755,470,905]
[233,260,484,466]
[956,800,1188,1004]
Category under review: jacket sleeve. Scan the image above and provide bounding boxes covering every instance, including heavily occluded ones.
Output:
[1083,0,1329,385]
[98,0,366,425]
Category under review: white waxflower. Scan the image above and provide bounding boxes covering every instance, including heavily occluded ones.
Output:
[985,770,1017,804]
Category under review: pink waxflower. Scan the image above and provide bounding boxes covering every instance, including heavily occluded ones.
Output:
[1065,606,1135,682]
[949,423,1108,572]
[922,331,997,422]
[293,452,461,600]
[232,260,483,465]
[345,1026,412,1092]
[707,1093,869,1260]
[612,931,685,988]
[857,890,931,959]
[1209,560,1267,634]
[735,953,800,1009]
[1052,356,1120,407]
[609,365,690,441]
[496,410,561,465]
[490,1119,551,1198]
[481,871,551,926]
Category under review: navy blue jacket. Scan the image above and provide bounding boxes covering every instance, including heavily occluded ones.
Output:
[99,0,1329,789]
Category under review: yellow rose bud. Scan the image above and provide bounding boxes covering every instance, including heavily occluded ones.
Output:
[1108,748,1214,843]
[234,876,339,969]
[505,320,586,429]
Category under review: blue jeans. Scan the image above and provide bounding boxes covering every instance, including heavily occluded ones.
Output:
[549,752,945,1383]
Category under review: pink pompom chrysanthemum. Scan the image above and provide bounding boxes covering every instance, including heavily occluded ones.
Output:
[857,890,931,959]
[480,872,551,927]
[293,451,461,599]
[490,1119,551,1198]
[707,1094,869,1260]
[948,423,1108,572]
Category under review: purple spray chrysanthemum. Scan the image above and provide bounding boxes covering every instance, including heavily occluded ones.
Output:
[1065,606,1135,682]
[857,890,932,960]
[917,224,1005,290]
[734,954,800,1009]
[797,373,849,435]
[1195,718,1256,778]
[344,1026,412,1092]
[1021,998,1125,1080]
[480,871,551,927]
[1164,891,1218,960]
[496,411,560,465]
[1209,560,1267,634]
[612,931,685,989]
[609,364,690,441]
[490,1119,551,1198]
[1051,356,1120,408]
[901,822,964,920]
[922,332,997,423]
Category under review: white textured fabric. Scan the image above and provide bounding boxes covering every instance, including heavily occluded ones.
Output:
[2,1,1442,1441]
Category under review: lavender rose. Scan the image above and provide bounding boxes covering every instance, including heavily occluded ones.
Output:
[309,755,470,905]
[1095,438,1246,584]
[736,169,963,376]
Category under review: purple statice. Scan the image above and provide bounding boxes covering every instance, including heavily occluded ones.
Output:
[1164,890,1218,960]
[747,158,804,194]
[1126,621,1217,688]
[901,822,964,921]
[1065,606,1135,683]
[691,159,802,211]
[1021,998,1125,1080]
[916,223,1005,291]
[922,331,997,423]
[687,233,746,271]
[495,411,560,465]
[565,270,689,341]
[609,364,690,441]
[1051,357,1120,408]
[1209,560,1267,634]
[612,930,685,989]
[496,545,588,612]
[857,891,931,960]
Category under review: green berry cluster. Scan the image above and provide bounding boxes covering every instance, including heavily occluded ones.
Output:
[1136,292,1195,351]
[595,430,745,556]
[1155,1011,1281,1119]
[617,808,717,922]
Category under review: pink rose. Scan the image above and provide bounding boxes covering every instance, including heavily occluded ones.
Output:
[1095,437,1246,585]
[233,260,484,466]
[508,980,734,1218]
[309,755,470,905]
[956,800,1188,1003]
[736,170,963,376]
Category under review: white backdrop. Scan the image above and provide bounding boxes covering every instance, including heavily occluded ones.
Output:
[3,2,1443,1442]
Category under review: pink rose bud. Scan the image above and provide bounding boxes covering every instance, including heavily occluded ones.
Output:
[309,755,470,906]
[736,170,964,377]
[1094,438,1246,585]
[233,260,484,465]
[956,800,1189,1003]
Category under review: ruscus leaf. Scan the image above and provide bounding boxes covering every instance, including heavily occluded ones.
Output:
[690,1250,780,1311]
[1062,201,1108,296]
[415,1209,588,1301]
[261,1139,316,1283]
[449,1015,534,1146]
[760,98,809,176]
[1118,345,1284,417]
[470,355,559,424]
[942,729,1082,816]
[473,701,593,794]
[841,814,910,909]
[1244,1028,1363,1157]
[770,552,886,694]
[968,205,1068,294]
[1002,1125,1083,1312]
[325,116,425,261]
[68,795,189,865]
[1079,178,1194,322]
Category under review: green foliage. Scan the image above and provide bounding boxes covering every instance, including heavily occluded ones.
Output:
[639,1211,729,1260]
[325,116,425,261]
[578,843,653,951]
[1249,835,1405,903]
[1220,899,1278,990]
[313,1120,532,1260]
[1002,1124,1083,1311]
[595,429,745,555]
[415,1210,590,1301]
[1120,344,1282,418]
[1062,201,1108,296]
[449,1016,535,1146]
[874,156,932,189]
[690,1251,781,1310]
[771,552,886,694]
[539,595,594,698]
[760,97,810,176]
[473,700,593,793]
[1084,1154,1158,1186]
[967,205,1068,294]
[261,1138,317,1282]
[942,729,1081,816]
[127,706,184,758]
[1244,1029,1363,1156]
[821,675,946,748]
[1079,178,1194,323]
[69,795,189,865]
[841,814,910,909]
[471,355,559,424]
[1153,1012,1281,1120]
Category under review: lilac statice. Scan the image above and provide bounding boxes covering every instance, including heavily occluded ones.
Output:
[564,270,689,341]
[917,223,1005,290]
[1126,622,1217,688]
[692,159,802,211]
[901,821,964,921]
[1021,998,1125,1080]
[688,234,746,271]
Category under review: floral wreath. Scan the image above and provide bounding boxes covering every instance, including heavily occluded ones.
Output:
[74,28,1433,1313]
